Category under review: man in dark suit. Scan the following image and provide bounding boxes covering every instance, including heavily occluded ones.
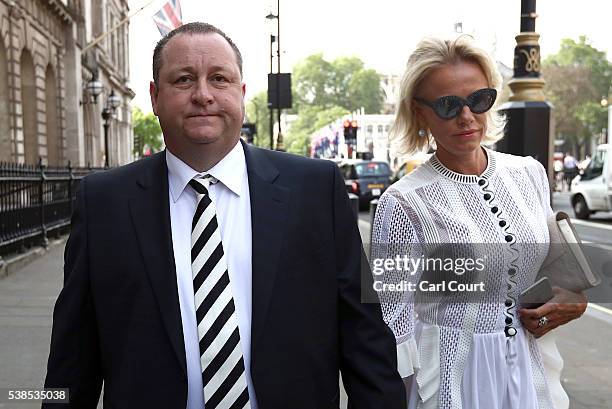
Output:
[44,22,405,409]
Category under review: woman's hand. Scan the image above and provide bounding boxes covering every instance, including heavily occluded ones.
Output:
[519,286,587,338]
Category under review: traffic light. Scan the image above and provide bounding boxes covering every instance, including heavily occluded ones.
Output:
[343,119,358,145]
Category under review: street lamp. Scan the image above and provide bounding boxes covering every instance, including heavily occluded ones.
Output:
[101,89,122,168]
[268,33,275,149]
[266,0,284,151]
[601,88,611,144]
[83,72,103,104]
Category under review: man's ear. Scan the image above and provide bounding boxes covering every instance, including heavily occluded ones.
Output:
[241,83,246,97]
[149,81,159,116]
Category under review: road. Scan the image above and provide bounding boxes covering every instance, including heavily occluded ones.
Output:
[552,192,612,244]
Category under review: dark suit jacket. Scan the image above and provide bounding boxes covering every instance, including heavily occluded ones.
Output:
[43,142,405,408]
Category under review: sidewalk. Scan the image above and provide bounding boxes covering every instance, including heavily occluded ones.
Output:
[1,238,611,408]
[0,240,64,409]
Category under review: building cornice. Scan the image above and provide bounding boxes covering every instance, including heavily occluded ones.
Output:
[44,0,74,24]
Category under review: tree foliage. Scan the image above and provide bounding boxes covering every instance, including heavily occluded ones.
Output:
[132,106,163,156]
[292,54,384,114]
[246,54,384,157]
[245,91,271,148]
[543,36,612,154]
[284,105,348,156]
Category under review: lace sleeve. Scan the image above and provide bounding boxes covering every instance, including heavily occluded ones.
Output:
[371,190,424,378]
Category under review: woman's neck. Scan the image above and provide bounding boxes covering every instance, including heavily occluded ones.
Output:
[435,146,488,176]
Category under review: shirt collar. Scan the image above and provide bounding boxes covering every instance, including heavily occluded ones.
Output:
[166,141,246,203]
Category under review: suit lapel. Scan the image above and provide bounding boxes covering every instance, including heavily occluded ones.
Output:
[242,142,290,358]
[129,152,187,377]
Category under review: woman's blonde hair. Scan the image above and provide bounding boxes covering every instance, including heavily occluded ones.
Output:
[390,35,506,157]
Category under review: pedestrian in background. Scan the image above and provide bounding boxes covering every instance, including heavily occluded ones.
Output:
[563,152,579,191]
[553,156,564,192]
[43,22,405,409]
[373,35,587,409]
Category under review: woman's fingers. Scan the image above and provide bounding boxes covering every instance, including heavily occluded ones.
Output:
[519,289,588,336]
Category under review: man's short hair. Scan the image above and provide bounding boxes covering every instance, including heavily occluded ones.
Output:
[152,22,243,86]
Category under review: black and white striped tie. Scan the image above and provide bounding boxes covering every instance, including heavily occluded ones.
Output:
[189,176,250,409]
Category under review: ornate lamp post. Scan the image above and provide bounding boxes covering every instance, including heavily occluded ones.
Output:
[498,0,553,176]
[85,72,103,104]
[101,90,121,168]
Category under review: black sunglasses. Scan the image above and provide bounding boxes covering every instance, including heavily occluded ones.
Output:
[415,88,497,120]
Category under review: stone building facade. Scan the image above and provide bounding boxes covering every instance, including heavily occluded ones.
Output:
[0,0,133,167]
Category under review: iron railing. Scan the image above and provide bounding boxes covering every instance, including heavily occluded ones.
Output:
[0,159,104,257]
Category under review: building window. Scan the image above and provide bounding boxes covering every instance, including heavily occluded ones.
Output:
[377,125,383,133]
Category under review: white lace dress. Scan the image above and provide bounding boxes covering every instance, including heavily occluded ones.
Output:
[372,148,566,409]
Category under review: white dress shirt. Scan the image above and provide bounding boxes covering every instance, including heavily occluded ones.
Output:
[166,141,258,409]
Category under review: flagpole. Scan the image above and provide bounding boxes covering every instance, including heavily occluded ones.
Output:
[82,0,156,53]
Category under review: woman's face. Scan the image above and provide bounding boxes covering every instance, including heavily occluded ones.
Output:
[414,61,490,157]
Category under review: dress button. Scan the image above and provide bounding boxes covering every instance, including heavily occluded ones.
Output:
[505,235,513,242]
[478,179,486,186]
[484,193,491,200]
[499,220,507,227]
[508,268,516,275]
[505,317,513,325]
[491,206,499,213]
[505,299,513,307]
[505,326,517,337]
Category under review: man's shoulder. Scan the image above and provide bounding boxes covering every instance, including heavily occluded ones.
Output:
[245,144,336,176]
[83,152,164,191]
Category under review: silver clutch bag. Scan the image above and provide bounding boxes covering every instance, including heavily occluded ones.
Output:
[536,212,601,292]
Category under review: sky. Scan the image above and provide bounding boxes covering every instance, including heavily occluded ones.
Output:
[127,0,612,112]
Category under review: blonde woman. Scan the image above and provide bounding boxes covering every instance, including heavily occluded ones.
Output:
[372,36,586,409]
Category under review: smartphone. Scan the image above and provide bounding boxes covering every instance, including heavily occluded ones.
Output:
[519,277,554,309]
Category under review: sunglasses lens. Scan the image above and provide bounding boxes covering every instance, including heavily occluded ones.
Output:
[435,96,463,119]
[469,88,497,114]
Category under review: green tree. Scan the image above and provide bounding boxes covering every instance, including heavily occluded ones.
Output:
[292,54,333,110]
[245,91,271,148]
[545,36,612,96]
[348,68,384,114]
[285,105,348,156]
[132,106,163,156]
[248,54,383,157]
[292,54,384,114]
[543,37,611,155]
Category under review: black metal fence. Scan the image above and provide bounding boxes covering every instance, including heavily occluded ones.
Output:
[0,160,104,257]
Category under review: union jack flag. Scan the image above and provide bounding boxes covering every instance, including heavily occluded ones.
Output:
[153,0,183,36]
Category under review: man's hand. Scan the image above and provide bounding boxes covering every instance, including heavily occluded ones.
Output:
[519,286,587,338]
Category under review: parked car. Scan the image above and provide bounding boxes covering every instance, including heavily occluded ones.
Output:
[570,144,612,219]
[390,152,432,183]
[339,160,391,208]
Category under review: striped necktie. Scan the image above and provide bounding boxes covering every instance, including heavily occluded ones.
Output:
[189,176,250,409]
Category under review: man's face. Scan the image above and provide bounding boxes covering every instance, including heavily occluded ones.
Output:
[150,32,245,156]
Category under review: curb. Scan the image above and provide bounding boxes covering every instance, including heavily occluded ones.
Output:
[0,236,68,279]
